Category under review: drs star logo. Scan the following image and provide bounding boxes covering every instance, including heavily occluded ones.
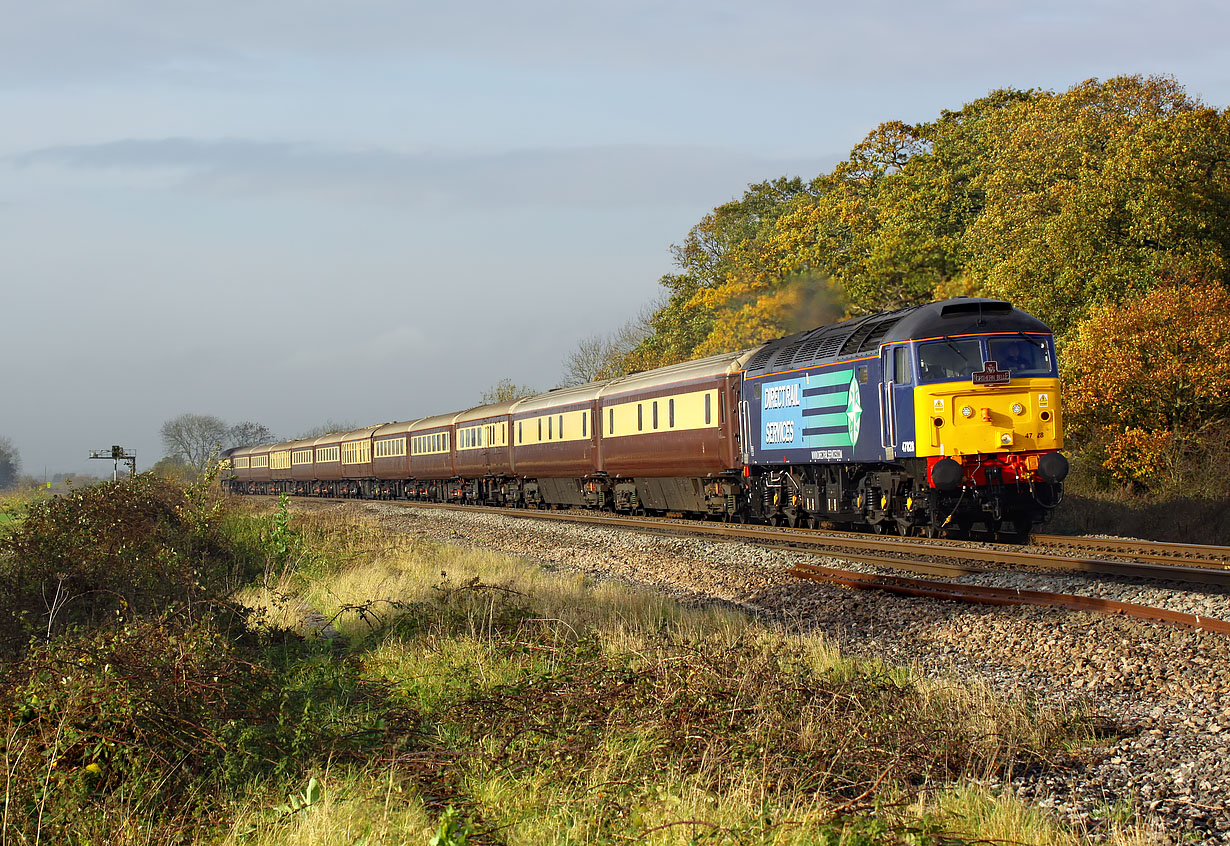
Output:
[845,375,862,445]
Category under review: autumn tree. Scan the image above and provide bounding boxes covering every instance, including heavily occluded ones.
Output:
[560,303,659,385]
[626,177,824,369]
[1061,281,1230,493]
[966,75,1228,333]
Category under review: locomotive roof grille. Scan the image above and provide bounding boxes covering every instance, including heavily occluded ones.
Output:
[741,299,1040,377]
[940,300,1012,319]
[839,315,902,356]
[745,345,778,371]
[771,338,809,369]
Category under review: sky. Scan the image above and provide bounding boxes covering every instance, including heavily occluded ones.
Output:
[3,1,1229,478]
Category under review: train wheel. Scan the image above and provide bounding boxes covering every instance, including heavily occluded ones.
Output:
[1001,513,1033,544]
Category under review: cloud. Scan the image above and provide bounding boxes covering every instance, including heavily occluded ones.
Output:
[12,137,837,208]
[3,0,1228,91]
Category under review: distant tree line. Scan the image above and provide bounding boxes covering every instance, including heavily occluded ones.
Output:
[157,414,277,476]
[0,437,20,490]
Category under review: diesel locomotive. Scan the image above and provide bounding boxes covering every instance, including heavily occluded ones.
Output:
[223,297,1069,540]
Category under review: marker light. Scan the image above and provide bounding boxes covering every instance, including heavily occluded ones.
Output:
[1012,403,1025,415]
[961,406,975,418]
[1000,433,1013,445]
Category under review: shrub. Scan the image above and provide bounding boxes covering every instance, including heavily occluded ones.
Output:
[0,474,260,659]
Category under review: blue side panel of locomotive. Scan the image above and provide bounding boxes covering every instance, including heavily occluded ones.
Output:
[745,358,886,467]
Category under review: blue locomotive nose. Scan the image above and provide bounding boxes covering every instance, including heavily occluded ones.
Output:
[1038,452,1069,483]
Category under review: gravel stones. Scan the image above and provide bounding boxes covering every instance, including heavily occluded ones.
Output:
[353,501,1230,844]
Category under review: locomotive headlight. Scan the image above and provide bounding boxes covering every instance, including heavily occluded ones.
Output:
[961,406,974,419]
[1012,403,1025,415]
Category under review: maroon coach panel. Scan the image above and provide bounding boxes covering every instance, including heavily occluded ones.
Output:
[284,437,318,484]
[407,413,458,480]
[510,383,607,478]
[229,446,253,485]
[268,441,294,484]
[247,444,273,484]
[313,432,345,482]
[340,425,382,481]
[372,419,423,481]
[453,400,519,479]
[598,351,752,478]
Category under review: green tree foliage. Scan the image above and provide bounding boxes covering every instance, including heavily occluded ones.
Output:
[1061,280,1230,494]
[967,76,1228,333]
[632,75,1230,364]
[624,177,826,369]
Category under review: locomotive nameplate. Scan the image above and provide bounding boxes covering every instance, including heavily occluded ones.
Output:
[972,360,1012,386]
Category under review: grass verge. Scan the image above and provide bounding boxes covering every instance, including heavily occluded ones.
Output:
[0,485,1166,844]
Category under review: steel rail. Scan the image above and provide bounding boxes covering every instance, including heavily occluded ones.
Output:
[377,500,1230,588]
[789,561,1230,636]
[1031,533,1230,568]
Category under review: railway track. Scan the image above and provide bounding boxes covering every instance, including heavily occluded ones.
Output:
[1031,532,1230,568]
[267,496,1230,633]
[377,500,1230,589]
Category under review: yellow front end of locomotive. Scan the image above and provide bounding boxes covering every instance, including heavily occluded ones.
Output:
[913,378,1063,458]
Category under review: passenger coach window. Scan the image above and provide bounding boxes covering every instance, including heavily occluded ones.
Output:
[669,399,675,428]
[705,394,712,425]
[652,402,658,430]
[987,337,1053,376]
[918,339,982,383]
[638,404,643,431]
[609,408,614,434]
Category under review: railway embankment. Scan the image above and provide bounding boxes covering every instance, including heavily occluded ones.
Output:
[5,477,1224,843]
[359,499,1230,844]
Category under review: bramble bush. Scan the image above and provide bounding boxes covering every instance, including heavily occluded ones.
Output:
[0,475,421,844]
[0,473,258,658]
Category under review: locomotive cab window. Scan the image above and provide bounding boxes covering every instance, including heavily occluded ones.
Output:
[893,346,912,384]
[987,337,1053,376]
[918,338,982,383]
